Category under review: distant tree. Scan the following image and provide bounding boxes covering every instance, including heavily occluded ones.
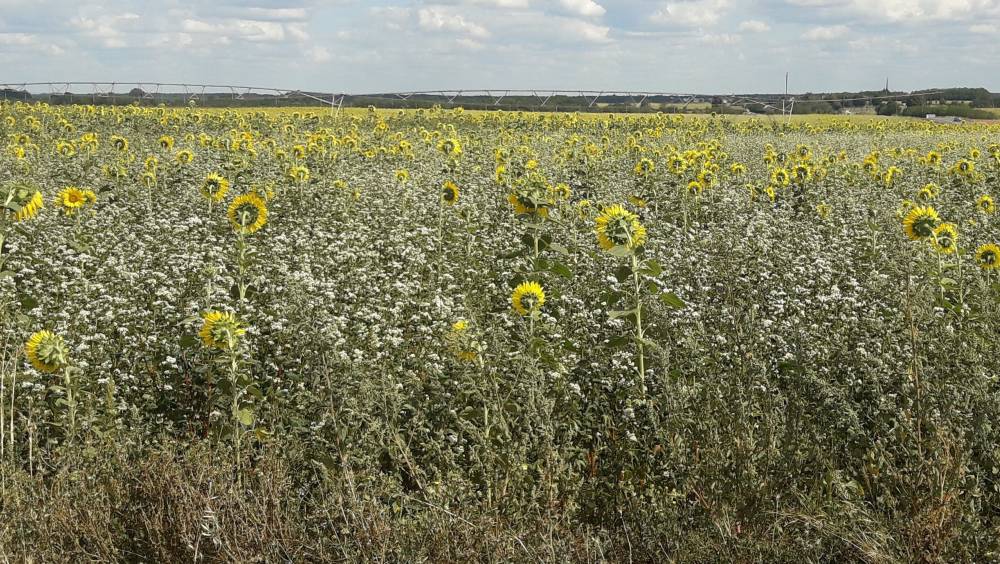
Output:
[877,101,900,116]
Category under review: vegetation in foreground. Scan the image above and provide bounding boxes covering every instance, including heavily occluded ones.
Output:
[1,103,1000,562]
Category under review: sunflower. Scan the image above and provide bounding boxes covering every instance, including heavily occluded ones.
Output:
[667,154,687,175]
[158,135,175,150]
[924,151,942,166]
[634,158,655,177]
[918,183,940,201]
[176,149,195,164]
[25,330,68,374]
[228,193,268,234]
[816,202,832,219]
[511,281,545,316]
[686,180,704,196]
[438,137,463,157]
[442,181,460,205]
[975,243,1000,270]
[595,204,647,252]
[55,187,97,215]
[730,162,746,176]
[395,169,410,184]
[977,194,995,215]
[111,135,129,152]
[445,319,478,362]
[951,159,975,178]
[288,165,310,183]
[55,141,75,158]
[4,185,44,222]
[770,168,790,187]
[931,223,958,254]
[198,311,246,351]
[791,164,812,184]
[884,166,902,187]
[201,173,230,203]
[902,206,939,241]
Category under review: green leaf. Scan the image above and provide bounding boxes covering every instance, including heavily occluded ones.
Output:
[548,242,570,255]
[179,335,199,349]
[19,295,37,311]
[641,259,663,277]
[0,270,15,279]
[236,408,254,427]
[614,265,633,283]
[609,308,638,320]
[549,262,573,279]
[607,335,632,348]
[607,245,634,258]
[659,292,686,309]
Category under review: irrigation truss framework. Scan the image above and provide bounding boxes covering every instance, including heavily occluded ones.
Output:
[0,81,946,116]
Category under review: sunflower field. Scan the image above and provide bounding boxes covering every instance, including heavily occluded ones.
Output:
[1,102,1000,561]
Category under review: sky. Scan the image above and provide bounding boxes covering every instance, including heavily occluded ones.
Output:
[2,0,1000,95]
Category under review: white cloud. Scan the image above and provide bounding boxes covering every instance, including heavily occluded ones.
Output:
[969,23,997,33]
[698,32,741,44]
[0,32,36,45]
[651,0,730,27]
[738,19,770,32]
[70,12,140,48]
[417,7,490,38]
[786,0,1000,23]
[802,24,849,40]
[559,18,611,41]
[308,45,332,63]
[558,0,606,17]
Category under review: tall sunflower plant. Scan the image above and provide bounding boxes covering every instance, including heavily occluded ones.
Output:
[596,204,685,399]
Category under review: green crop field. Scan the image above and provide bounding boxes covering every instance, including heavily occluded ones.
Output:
[2,102,1000,561]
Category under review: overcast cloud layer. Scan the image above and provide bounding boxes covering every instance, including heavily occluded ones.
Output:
[1,0,999,94]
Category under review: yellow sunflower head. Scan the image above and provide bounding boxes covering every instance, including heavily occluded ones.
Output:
[176,149,195,164]
[4,184,44,222]
[975,243,1000,271]
[228,192,268,234]
[198,311,246,351]
[158,135,175,150]
[595,204,647,252]
[201,173,230,203]
[902,206,939,241]
[111,135,129,152]
[511,281,545,317]
[438,137,463,157]
[931,222,958,254]
[918,183,939,202]
[634,158,655,177]
[25,330,69,374]
[395,169,410,184]
[442,181,460,205]
[977,194,995,215]
[288,165,310,184]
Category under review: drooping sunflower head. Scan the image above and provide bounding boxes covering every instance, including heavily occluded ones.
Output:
[4,184,44,222]
[952,158,975,177]
[395,169,410,184]
[111,135,129,152]
[511,281,545,317]
[56,140,76,158]
[686,180,704,196]
[931,222,958,254]
[975,243,1000,270]
[438,137,463,157]
[730,162,746,176]
[977,194,996,215]
[25,330,69,374]
[771,168,790,186]
[442,181,460,205]
[595,204,647,252]
[925,151,941,166]
[902,205,940,241]
[227,192,268,234]
[792,164,812,184]
[884,166,902,186]
[158,135,175,150]
[175,149,195,164]
[287,164,310,184]
[201,173,230,203]
[198,311,246,351]
[634,158,655,177]
[918,183,940,201]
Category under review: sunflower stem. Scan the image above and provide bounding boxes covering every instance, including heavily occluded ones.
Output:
[631,254,647,400]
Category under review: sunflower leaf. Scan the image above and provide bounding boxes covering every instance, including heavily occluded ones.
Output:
[609,308,638,320]
[549,262,573,279]
[659,292,686,309]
